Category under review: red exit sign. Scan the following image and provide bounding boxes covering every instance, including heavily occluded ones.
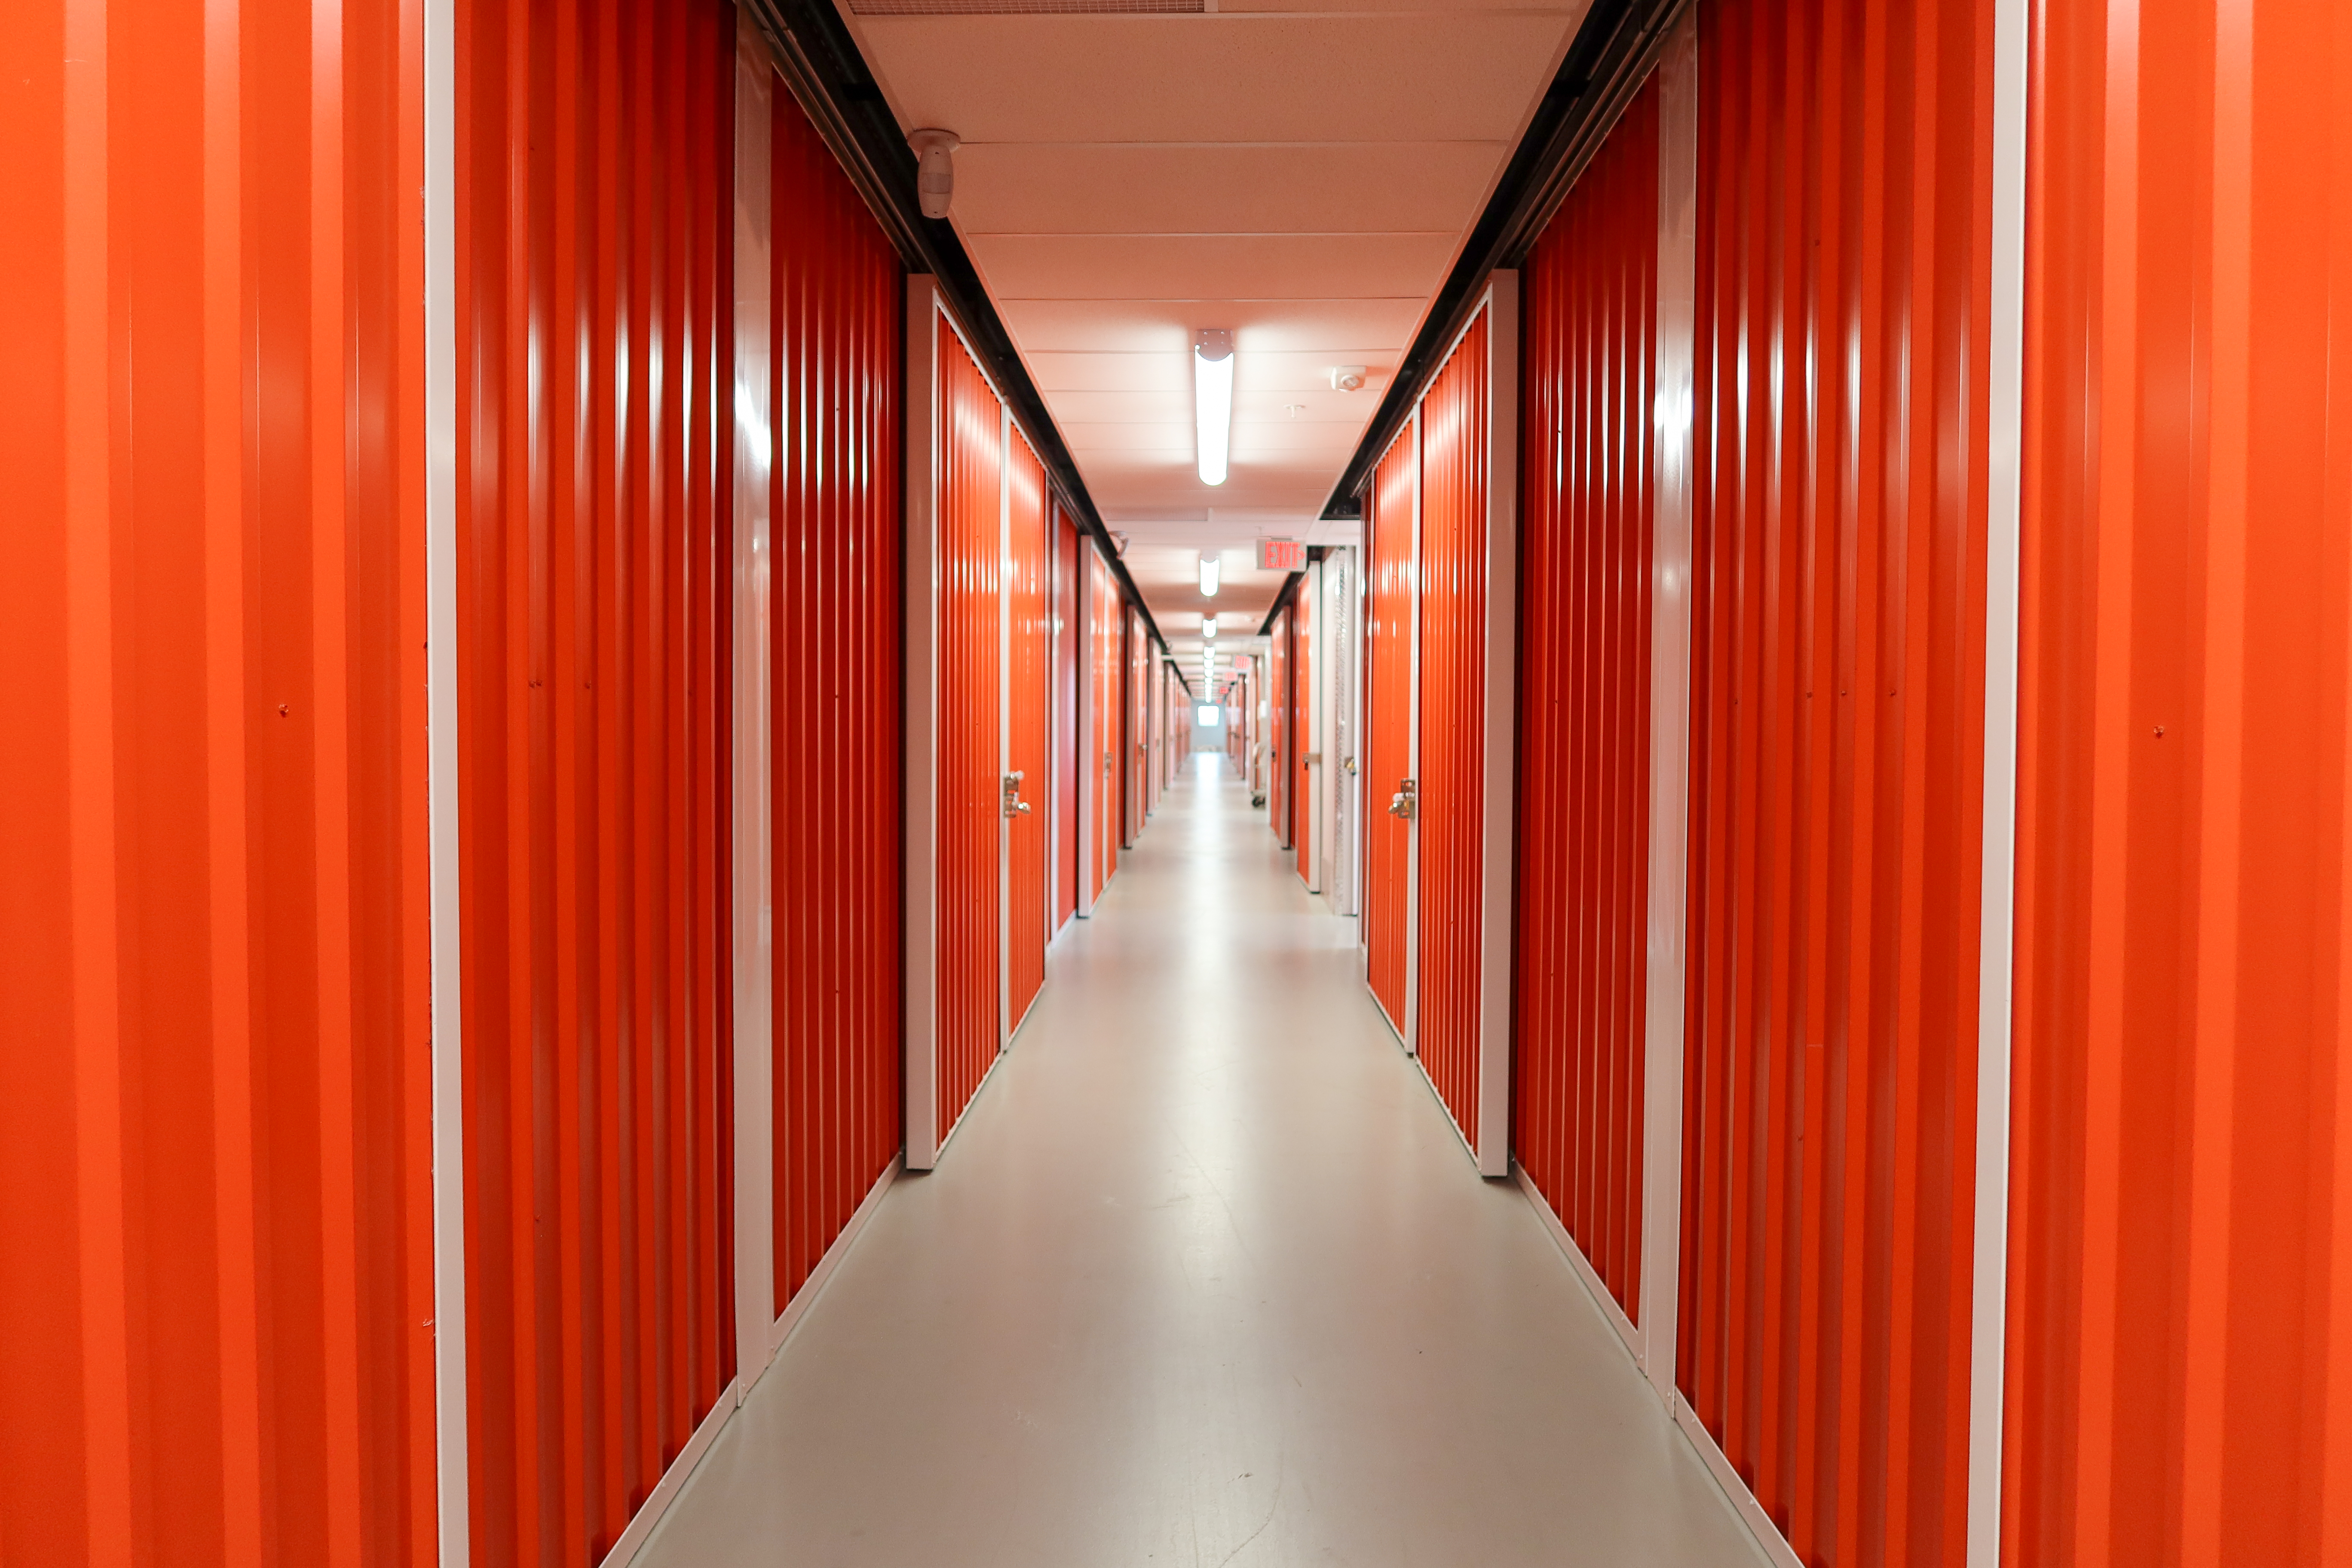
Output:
[1256,538,1307,573]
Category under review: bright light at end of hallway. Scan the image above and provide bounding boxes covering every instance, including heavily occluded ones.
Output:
[1198,551,1220,597]
[1194,329,1233,486]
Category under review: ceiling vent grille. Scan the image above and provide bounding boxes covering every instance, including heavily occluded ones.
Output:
[851,0,1202,12]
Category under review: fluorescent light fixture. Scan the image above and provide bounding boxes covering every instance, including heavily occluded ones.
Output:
[1200,614,1217,638]
[1198,552,1220,597]
[1194,329,1233,487]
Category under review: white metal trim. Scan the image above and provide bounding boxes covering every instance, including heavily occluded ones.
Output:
[1514,1163,1641,1359]
[1672,1396,1809,1568]
[903,281,941,1171]
[729,14,779,1398]
[766,1154,903,1363]
[595,1377,740,1568]
[1476,275,1520,1179]
[1968,0,2029,1560]
[1640,4,1699,1411]
[422,0,468,1556]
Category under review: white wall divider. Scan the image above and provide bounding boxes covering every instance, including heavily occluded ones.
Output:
[903,277,942,1172]
[1475,273,1522,1180]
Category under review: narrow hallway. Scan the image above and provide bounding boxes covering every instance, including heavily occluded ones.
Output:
[639,756,1761,1568]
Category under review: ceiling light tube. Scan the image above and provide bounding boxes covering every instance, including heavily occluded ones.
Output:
[1199,551,1220,597]
[1200,613,1217,638]
[1194,329,1233,487]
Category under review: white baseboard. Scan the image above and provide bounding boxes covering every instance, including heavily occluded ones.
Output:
[1510,1162,1642,1363]
[1509,1166,1805,1568]
[762,1152,904,1372]
[596,1373,739,1568]
[1672,1391,1807,1568]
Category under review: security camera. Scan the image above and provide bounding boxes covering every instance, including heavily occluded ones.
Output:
[1330,366,1367,392]
[909,129,959,220]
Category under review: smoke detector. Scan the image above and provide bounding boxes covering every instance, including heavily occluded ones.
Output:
[1329,366,1367,392]
[909,129,959,219]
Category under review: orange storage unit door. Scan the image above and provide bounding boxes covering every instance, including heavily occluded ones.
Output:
[769,77,904,1314]
[1365,432,1419,1038]
[935,320,1003,1145]
[1513,79,1660,1327]
[1053,506,1081,929]
[1005,432,1050,1031]
[1415,313,1492,1150]
[1295,583,1315,886]
[1088,544,1119,896]
[1280,606,1292,848]
[1676,0,1992,1561]
[455,0,739,1559]
[1,5,437,1562]
[2006,3,2352,1561]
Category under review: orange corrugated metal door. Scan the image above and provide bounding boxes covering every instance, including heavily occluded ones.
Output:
[2006,3,2352,1562]
[1365,433,1419,1036]
[770,80,903,1313]
[455,0,739,1558]
[1295,583,1315,885]
[1677,0,1991,1562]
[0,3,437,1562]
[1513,80,1660,1324]
[1415,314,1492,1148]
[1054,506,1080,928]
[1088,548,1119,896]
[936,320,1003,1143]
[1005,432,1050,1029]
[1270,608,1292,848]
[1129,607,1150,842]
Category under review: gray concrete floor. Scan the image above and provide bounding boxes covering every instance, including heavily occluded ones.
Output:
[637,754,1766,1568]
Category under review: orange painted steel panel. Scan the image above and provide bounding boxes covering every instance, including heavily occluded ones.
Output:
[935,321,1003,1142]
[1087,547,1120,896]
[0,2,437,1562]
[1295,585,1316,885]
[1513,80,1660,1326]
[1416,313,1493,1149]
[455,0,739,1558]
[2005,3,2352,1563]
[769,82,903,1314]
[1677,0,1991,1562]
[1128,606,1150,843]
[1006,432,1050,1028]
[1054,507,1081,928]
[1365,435,1419,1036]
[1270,607,1293,849]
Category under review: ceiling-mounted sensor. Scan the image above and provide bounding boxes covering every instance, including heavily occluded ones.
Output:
[1330,366,1367,392]
[909,129,959,219]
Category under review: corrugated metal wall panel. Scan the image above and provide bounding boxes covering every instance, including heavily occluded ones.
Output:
[1128,607,1149,844]
[935,320,1002,1142]
[454,0,739,1557]
[1054,508,1080,928]
[1513,80,1660,1326]
[0,2,437,1562]
[769,80,903,1314]
[2005,4,2352,1563]
[1006,432,1050,1028]
[1295,586,1316,884]
[1416,313,1493,1149]
[1088,548,1119,896]
[1366,435,1418,1037]
[1677,0,1991,1561]
[1271,608,1293,849]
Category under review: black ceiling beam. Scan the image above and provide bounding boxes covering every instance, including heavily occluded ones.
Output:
[741,0,1176,655]
[1315,0,1685,519]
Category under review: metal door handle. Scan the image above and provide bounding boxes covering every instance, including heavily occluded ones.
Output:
[1003,772,1032,818]
[1388,778,1417,819]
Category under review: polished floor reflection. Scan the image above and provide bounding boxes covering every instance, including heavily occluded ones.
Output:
[637,753,1764,1568]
